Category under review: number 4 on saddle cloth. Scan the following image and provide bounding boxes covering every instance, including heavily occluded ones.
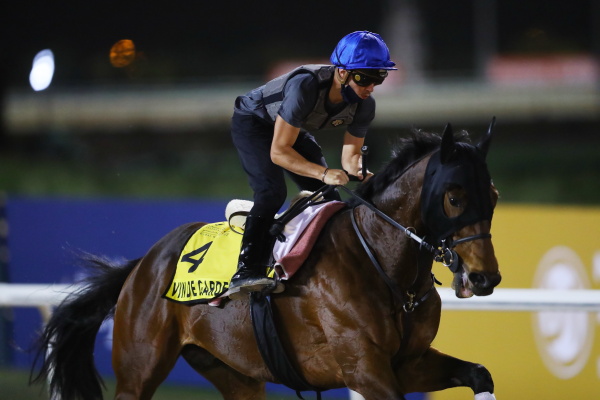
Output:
[162,198,346,305]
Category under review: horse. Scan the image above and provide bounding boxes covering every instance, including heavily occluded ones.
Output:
[32,122,501,400]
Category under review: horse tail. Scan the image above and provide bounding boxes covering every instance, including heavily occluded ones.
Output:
[31,254,139,400]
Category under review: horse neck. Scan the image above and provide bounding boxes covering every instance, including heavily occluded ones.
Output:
[354,157,433,288]
[372,155,429,234]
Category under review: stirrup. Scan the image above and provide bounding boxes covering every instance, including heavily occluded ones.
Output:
[228,278,284,300]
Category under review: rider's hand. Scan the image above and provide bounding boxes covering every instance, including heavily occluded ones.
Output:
[345,169,374,182]
[322,168,350,185]
[357,169,374,182]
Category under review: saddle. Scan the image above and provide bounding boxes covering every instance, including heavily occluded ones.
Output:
[226,192,345,279]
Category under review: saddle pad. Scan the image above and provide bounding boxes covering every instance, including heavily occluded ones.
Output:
[163,222,243,304]
[274,201,346,277]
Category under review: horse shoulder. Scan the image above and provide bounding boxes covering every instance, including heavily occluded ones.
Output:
[302,211,405,348]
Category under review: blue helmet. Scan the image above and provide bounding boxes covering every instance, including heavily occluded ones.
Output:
[330,31,397,70]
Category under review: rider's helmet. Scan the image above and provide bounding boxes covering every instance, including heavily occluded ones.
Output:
[330,31,397,70]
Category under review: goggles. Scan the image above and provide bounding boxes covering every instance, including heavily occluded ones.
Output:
[349,69,388,87]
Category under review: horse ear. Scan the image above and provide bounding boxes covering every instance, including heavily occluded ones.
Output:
[440,123,455,164]
[477,116,496,158]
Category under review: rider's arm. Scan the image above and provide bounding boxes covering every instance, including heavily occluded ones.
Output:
[271,116,349,185]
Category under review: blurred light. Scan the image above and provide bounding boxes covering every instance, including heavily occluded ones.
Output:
[29,49,55,91]
[110,39,136,68]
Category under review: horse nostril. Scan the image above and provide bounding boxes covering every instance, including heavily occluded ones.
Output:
[468,272,487,288]
[489,272,502,287]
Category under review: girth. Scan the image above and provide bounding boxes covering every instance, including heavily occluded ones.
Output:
[250,294,323,400]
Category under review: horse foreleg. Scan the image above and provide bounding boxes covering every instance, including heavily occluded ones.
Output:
[332,347,406,400]
[396,347,495,399]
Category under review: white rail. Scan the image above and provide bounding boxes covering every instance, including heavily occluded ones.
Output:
[2,284,600,322]
[0,283,75,323]
[438,287,600,312]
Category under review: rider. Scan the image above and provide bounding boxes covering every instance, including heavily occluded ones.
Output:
[228,30,397,298]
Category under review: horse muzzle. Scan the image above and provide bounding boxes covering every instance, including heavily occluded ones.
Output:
[452,267,502,298]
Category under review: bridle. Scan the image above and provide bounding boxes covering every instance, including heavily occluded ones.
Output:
[339,184,490,312]
[337,185,490,269]
[437,233,491,272]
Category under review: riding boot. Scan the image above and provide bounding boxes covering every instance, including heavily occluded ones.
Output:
[228,214,278,299]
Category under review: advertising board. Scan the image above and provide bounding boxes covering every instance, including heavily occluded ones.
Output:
[431,204,600,399]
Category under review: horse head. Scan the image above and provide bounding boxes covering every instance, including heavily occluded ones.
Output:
[421,119,501,297]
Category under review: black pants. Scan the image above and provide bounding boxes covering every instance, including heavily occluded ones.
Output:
[231,112,340,217]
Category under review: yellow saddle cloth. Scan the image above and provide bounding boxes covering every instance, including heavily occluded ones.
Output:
[163,222,240,304]
[163,221,276,304]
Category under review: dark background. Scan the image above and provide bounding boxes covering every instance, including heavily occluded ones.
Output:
[2,0,596,84]
[0,0,598,204]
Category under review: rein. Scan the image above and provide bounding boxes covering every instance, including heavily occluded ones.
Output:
[349,208,435,312]
[337,184,490,311]
[337,185,490,268]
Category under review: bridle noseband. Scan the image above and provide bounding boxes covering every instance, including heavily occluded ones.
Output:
[438,233,491,273]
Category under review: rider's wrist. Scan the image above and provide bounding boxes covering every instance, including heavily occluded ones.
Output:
[321,168,329,182]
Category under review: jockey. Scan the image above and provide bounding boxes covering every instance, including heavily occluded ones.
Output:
[228,30,397,298]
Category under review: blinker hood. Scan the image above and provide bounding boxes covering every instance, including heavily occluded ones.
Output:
[420,134,494,243]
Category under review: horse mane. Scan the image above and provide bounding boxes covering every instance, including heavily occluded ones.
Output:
[353,128,471,202]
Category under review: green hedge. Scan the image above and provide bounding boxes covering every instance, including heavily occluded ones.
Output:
[1,121,598,205]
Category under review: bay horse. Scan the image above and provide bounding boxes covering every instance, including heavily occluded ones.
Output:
[32,122,501,400]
